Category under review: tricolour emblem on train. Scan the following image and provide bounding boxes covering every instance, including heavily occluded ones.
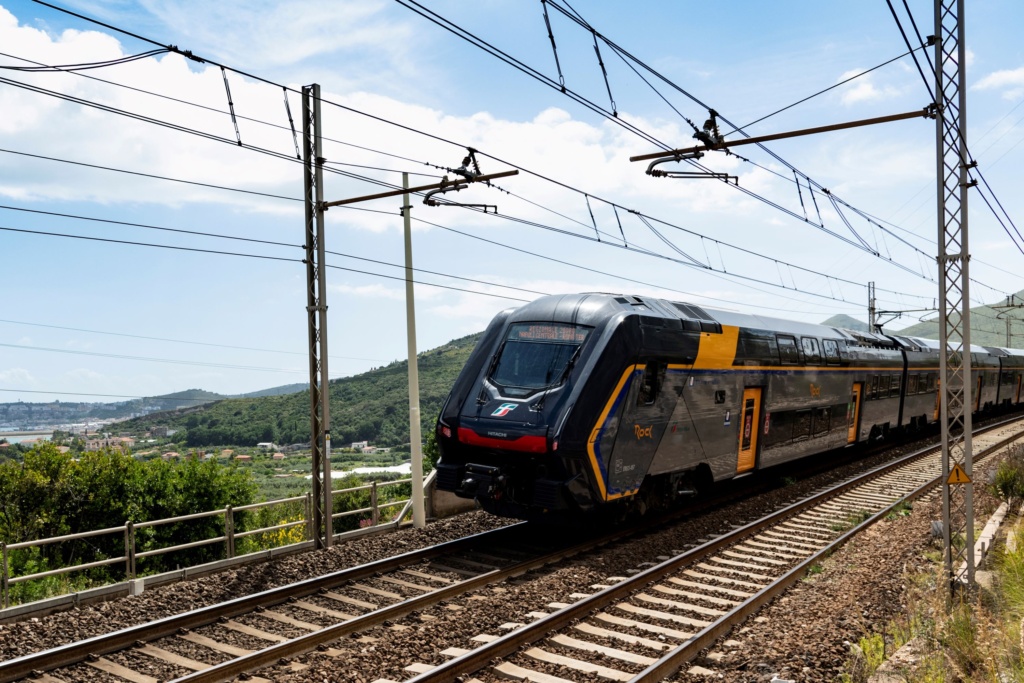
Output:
[491,402,518,417]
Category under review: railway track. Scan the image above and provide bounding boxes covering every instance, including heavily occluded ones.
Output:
[0,524,537,683]
[0,498,704,682]
[2,418,1020,682]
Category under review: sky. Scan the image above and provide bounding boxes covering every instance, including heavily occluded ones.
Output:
[2,0,1024,404]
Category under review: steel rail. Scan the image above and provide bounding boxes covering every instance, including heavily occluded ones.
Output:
[0,523,526,683]
[166,521,647,683]
[630,423,1024,681]
[405,416,1024,683]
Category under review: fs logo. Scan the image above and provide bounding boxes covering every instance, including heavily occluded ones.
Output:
[491,402,518,417]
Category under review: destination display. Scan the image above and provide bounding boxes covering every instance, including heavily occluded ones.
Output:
[507,323,591,343]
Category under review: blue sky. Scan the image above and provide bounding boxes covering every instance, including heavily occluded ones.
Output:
[2,0,1024,403]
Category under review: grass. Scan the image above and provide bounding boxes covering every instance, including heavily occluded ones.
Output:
[886,499,914,520]
[831,509,874,533]
[836,460,1024,682]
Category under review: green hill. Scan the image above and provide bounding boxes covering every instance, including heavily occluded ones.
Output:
[821,314,870,332]
[233,383,308,399]
[112,333,482,449]
[820,290,1024,348]
[889,292,1024,347]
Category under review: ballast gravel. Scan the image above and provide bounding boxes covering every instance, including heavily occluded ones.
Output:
[0,511,512,662]
[668,469,1004,683]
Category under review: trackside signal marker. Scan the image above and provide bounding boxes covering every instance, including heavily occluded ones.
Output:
[947,463,971,485]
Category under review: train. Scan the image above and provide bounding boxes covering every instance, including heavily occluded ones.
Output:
[433,293,1024,519]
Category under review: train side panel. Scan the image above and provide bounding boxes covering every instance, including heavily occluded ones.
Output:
[435,292,1024,520]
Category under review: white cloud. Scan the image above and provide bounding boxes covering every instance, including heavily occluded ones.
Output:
[136,0,416,75]
[0,368,36,385]
[835,69,901,105]
[973,66,1024,100]
[65,367,104,382]
[0,6,775,233]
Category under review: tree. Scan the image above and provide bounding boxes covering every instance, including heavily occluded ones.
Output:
[0,443,258,582]
[423,428,440,474]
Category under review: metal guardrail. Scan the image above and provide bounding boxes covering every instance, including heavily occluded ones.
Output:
[0,476,418,609]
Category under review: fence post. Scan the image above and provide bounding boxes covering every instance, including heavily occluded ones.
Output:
[126,522,136,580]
[304,493,312,541]
[371,481,379,526]
[1,542,8,609]
[225,505,235,559]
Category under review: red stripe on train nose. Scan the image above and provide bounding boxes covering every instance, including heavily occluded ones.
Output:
[457,427,548,453]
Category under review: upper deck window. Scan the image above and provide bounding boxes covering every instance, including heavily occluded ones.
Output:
[823,339,841,364]
[777,335,800,364]
[490,323,592,397]
[801,337,821,363]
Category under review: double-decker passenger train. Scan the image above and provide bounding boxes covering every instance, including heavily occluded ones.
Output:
[434,293,1024,519]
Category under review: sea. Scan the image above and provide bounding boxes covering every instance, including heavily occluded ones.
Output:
[0,432,52,444]
[305,462,414,479]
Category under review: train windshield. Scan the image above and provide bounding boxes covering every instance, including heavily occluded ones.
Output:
[490,323,592,397]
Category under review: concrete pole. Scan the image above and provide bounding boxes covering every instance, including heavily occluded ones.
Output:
[403,173,426,528]
[868,281,876,332]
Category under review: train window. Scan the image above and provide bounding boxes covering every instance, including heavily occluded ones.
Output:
[737,334,774,364]
[813,407,831,436]
[822,339,840,364]
[927,373,937,392]
[908,374,919,394]
[792,409,813,440]
[801,337,821,363]
[636,361,665,406]
[764,412,793,448]
[777,335,800,364]
[869,375,882,400]
[490,322,592,397]
[889,374,902,398]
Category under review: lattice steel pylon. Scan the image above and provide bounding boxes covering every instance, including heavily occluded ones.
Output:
[302,84,334,549]
[935,0,973,591]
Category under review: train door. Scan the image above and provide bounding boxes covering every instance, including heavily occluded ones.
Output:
[1016,374,1022,404]
[737,387,762,473]
[934,379,941,421]
[847,382,863,444]
[974,376,982,412]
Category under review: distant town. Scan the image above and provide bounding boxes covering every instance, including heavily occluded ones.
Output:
[0,399,177,432]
